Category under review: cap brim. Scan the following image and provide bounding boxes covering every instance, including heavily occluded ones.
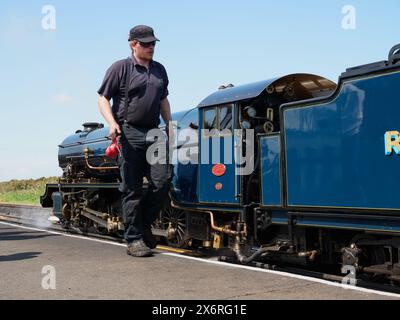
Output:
[128,36,160,42]
[134,36,160,43]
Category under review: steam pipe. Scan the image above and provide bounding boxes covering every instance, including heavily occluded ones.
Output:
[233,246,271,264]
[170,202,244,237]
[84,147,119,171]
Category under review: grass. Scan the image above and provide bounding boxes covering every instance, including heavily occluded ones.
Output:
[0,177,59,205]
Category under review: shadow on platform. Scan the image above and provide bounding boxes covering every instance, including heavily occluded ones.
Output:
[0,251,41,262]
[0,230,58,241]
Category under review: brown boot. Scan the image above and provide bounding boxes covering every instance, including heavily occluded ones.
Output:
[126,239,152,257]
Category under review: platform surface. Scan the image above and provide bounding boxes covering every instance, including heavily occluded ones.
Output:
[0,223,398,300]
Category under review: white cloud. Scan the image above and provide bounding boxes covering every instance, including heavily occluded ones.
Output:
[53,94,73,104]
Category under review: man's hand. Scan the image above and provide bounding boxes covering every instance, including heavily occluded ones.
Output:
[98,95,121,140]
[109,122,121,140]
[160,98,174,147]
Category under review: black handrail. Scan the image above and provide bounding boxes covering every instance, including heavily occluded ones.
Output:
[388,43,400,65]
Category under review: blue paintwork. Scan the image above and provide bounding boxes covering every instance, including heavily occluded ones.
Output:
[198,140,239,204]
[271,211,400,233]
[260,135,281,206]
[160,110,189,126]
[58,127,111,169]
[51,192,62,218]
[283,70,400,210]
[172,162,199,203]
[198,105,240,204]
[198,78,278,108]
[170,107,200,203]
[86,128,112,157]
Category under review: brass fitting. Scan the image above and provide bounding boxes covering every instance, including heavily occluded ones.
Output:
[84,147,119,171]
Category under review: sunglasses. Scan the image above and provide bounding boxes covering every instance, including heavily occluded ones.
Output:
[139,41,156,48]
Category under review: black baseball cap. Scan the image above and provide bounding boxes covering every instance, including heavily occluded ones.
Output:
[128,25,160,43]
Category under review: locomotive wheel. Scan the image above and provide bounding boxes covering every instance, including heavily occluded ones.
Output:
[93,223,109,235]
[60,203,72,229]
[68,211,90,234]
[160,202,189,248]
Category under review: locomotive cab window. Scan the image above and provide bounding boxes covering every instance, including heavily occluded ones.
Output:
[177,108,199,147]
[178,108,199,131]
[219,105,233,132]
[204,107,217,131]
[203,105,233,136]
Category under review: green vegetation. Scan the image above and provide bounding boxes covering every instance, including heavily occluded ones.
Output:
[0,177,59,205]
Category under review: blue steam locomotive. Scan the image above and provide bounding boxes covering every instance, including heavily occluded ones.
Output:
[41,44,400,282]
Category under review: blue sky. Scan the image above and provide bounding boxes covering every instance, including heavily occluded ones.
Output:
[0,0,399,181]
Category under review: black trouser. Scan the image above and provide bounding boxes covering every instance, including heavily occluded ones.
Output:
[118,123,170,244]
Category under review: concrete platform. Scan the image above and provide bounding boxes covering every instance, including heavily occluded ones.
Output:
[0,222,398,300]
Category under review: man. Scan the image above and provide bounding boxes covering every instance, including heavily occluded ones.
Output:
[97,25,172,257]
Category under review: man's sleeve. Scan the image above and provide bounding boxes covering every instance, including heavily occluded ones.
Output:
[97,61,123,101]
[161,67,169,100]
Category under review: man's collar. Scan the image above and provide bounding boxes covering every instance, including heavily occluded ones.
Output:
[130,54,154,68]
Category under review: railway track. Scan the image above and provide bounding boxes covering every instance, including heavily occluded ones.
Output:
[1,203,400,297]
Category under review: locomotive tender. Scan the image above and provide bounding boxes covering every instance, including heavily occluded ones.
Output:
[41,44,400,282]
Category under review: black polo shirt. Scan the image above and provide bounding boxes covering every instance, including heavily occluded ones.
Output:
[98,55,169,128]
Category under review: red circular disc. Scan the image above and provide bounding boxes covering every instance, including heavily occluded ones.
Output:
[212,164,226,177]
